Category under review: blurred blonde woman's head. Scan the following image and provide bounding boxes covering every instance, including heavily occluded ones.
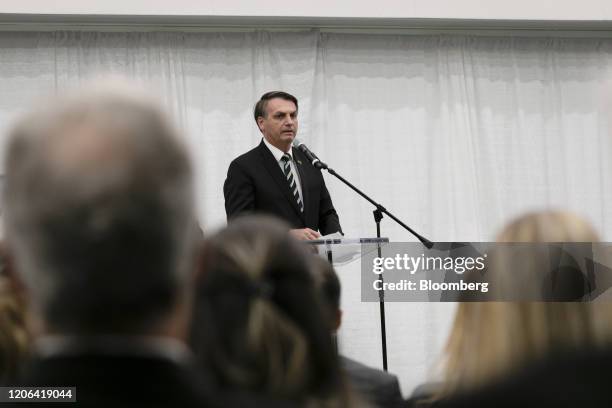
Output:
[190,216,350,407]
[496,210,599,243]
[440,210,600,397]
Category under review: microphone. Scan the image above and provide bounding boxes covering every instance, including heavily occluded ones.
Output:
[292,138,328,169]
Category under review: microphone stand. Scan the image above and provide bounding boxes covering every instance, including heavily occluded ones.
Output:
[319,161,432,372]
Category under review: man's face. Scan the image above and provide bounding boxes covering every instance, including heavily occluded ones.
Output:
[257,98,298,151]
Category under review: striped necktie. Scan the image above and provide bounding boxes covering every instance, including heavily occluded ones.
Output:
[281,153,304,213]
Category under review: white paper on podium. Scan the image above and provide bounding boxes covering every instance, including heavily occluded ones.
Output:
[320,232,343,240]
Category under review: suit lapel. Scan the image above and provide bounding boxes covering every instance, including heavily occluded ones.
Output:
[257,141,304,220]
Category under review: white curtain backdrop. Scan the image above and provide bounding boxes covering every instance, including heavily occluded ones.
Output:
[1,29,612,396]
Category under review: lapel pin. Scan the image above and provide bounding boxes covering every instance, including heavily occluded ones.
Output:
[297,160,302,165]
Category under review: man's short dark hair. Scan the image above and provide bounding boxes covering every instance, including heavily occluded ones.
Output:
[253,91,298,123]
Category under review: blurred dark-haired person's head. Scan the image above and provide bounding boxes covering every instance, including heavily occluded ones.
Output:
[191,215,354,407]
[311,256,404,408]
[1,82,213,406]
[312,256,342,333]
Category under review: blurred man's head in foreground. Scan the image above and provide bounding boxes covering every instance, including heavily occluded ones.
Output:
[3,82,197,338]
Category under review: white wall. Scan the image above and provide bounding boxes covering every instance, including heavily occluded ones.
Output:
[2,0,612,21]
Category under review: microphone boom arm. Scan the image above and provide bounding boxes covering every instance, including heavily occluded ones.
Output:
[292,138,431,247]
[325,165,431,248]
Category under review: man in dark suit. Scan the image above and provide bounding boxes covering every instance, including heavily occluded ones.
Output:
[224,91,341,240]
[2,84,217,407]
[313,257,404,408]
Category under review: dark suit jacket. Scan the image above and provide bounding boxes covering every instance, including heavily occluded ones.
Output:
[341,356,404,408]
[11,353,218,408]
[224,140,341,235]
[439,349,612,408]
